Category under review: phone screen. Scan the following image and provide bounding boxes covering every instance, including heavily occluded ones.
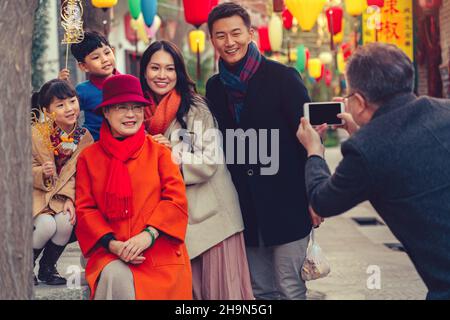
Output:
[308,103,343,126]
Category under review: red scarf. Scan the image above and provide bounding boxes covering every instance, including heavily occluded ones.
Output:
[89,69,120,90]
[98,121,145,221]
[144,90,181,135]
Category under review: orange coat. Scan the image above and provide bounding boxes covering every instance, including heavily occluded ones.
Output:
[75,135,192,300]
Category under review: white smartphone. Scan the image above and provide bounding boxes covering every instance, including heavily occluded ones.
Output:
[303,102,345,126]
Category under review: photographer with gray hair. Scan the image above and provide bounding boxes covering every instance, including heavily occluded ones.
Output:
[297,42,450,300]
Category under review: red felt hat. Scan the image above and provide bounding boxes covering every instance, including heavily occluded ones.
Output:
[95,74,150,113]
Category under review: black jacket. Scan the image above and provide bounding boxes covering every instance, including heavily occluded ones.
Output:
[206,57,312,247]
[306,93,450,300]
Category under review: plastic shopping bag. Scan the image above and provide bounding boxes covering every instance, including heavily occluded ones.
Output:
[301,229,331,281]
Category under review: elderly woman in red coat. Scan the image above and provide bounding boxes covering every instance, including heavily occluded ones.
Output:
[75,74,192,300]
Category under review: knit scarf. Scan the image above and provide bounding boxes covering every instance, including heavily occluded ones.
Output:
[89,69,120,90]
[98,121,145,221]
[144,89,181,135]
[218,41,262,123]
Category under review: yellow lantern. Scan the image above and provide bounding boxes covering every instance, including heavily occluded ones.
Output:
[344,0,368,16]
[92,0,118,9]
[189,30,206,53]
[285,0,326,32]
[337,52,346,74]
[319,52,333,65]
[289,50,297,62]
[308,58,322,78]
[131,14,150,45]
[268,14,283,52]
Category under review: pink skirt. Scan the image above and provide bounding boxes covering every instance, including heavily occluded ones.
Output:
[191,232,255,300]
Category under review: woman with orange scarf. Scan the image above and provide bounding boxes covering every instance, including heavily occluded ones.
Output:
[75,74,192,300]
[139,41,254,300]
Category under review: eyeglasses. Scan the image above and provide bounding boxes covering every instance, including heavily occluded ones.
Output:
[109,105,145,115]
[343,92,356,103]
[343,91,367,104]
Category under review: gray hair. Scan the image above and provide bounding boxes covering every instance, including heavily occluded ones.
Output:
[345,43,414,106]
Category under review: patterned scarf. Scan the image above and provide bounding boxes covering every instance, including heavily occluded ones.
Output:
[98,121,145,221]
[143,89,181,135]
[218,42,262,123]
[50,123,86,174]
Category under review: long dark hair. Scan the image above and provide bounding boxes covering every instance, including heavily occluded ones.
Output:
[139,40,202,129]
[31,79,77,118]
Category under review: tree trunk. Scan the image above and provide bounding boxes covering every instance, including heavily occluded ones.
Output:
[0,0,38,300]
[82,0,112,36]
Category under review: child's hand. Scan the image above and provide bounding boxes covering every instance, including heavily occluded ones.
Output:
[58,69,70,81]
[63,198,76,225]
[42,161,56,178]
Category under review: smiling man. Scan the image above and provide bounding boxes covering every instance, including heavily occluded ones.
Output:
[205,2,317,300]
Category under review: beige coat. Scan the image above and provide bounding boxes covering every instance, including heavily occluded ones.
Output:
[32,126,93,217]
[164,101,244,259]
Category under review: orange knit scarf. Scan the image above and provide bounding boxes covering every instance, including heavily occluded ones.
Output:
[144,90,181,135]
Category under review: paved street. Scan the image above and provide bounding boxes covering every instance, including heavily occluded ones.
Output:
[34,145,428,300]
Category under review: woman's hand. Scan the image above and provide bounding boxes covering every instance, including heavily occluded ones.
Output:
[63,198,76,225]
[120,232,153,263]
[152,134,172,150]
[128,256,146,265]
[109,240,126,256]
[42,161,56,178]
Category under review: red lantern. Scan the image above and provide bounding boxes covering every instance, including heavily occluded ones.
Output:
[273,0,285,12]
[305,48,310,68]
[418,0,442,10]
[282,9,294,30]
[258,26,271,52]
[341,42,353,61]
[367,0,384,7]
[124,13,138,44]
[325,68,332,86]
[315,64,325,82]
[183,0,217,27]
[325,6,343,35]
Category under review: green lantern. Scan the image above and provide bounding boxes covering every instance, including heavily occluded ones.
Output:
[296,45,306,72]
[128,0,142,20]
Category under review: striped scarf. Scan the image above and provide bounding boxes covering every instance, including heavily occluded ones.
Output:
[219,42,262,123]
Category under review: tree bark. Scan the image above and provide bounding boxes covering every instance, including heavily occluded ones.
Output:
[81,0,112,36]
[0,0,38,300]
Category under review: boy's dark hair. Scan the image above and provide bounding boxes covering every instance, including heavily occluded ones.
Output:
[207,2,252,35]
[70,31,111,62]
[31,79,77,118]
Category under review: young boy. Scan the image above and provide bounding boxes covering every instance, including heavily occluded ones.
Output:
[59,31,119,141]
